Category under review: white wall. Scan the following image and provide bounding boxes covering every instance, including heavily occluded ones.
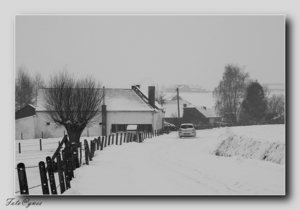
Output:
[15,116,36,140]
[35,112,101,139]
[30,110,164,138]
[154,110,165,131]
[106,111,153,134]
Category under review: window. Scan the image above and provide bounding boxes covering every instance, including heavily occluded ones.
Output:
[180,124,194,129]
[111,124,153,132]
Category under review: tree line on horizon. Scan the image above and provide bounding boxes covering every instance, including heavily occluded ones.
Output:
[15,67,46,111]
[213,64,285,125]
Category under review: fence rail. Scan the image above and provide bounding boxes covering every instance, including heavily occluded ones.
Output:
[16,129,164,195]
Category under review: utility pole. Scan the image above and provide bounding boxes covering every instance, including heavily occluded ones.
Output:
[177,87,180,127]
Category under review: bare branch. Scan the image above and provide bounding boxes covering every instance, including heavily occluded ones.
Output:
[43,70,104,144]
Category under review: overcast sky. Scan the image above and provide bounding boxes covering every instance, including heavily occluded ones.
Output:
[15,15,285,90]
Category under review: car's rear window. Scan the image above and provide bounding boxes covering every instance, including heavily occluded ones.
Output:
[180,125,194,129]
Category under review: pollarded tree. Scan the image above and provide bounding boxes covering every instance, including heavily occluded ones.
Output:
[241,81,268,124]
[43,70,104,145]
[213,64,250,125]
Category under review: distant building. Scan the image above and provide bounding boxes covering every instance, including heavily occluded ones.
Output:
[181,104,221,126]
[15,85,165,140]
[163,98,192,126]
[166,84,211,93]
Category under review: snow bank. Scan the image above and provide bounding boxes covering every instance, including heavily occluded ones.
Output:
[214,125,285,165]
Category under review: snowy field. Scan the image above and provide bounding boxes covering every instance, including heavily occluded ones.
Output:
[15,124,285,196]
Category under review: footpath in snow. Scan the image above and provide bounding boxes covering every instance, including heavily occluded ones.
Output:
[63,125,285,195]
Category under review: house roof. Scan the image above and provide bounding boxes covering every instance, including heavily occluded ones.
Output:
[133,86,165,111]
[103,88,155,111]
[36,88,158,112]
[15,104,36,119]
[194,106,219,118]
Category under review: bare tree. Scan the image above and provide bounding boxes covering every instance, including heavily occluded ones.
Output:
[155,83,167,106]
[262,84,271,99]
[43,70,104,144]
[213,64,250,125]
[266,94,285,123]
[15,67,35,111]
[33,72,46,106]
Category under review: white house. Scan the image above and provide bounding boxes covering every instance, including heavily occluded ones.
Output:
[15,85,165,140]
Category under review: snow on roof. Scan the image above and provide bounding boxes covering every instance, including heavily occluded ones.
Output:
[135,86,164,110]
[35,88,157,112]
[103,88,154,111]
[194,106,219,118]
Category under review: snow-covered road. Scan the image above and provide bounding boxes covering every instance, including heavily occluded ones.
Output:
[64,127,285,195]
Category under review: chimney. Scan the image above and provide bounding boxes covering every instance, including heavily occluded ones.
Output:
[148,86,155,108]
[136,85,140,88]
[203,106,206,110]
[183,104,187,108]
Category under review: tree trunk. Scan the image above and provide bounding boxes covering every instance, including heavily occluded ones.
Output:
[65,126,85,145]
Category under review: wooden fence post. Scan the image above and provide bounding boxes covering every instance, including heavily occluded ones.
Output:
[97,137,100,150]
[46,156,57,195]
[39,161,50,195]
[62,150,71,190]
[79,142,82,166]
[40,139,42,151]
[65,142,74,180]
[17,163,29,194]
[84,140,89,165]
[90,140,93,157]
[71,143,80,168]
[133,133,136,142]
[91,141,95,158]
[124,133,126,143]
[112,134,114,145]
[120,133,123,145]
[19,143,21,154]
[126,133,129,143]
[101,136,104,150]
[116,133,119,145]
[108,135,111,146]
[56,153,66,194]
